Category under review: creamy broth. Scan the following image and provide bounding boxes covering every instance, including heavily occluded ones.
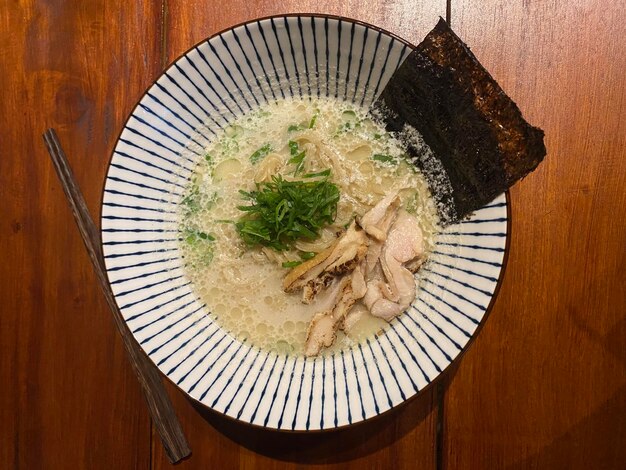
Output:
[179,98,439,355]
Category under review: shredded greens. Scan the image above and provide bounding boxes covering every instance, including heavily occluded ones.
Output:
[181,184,200,213]
[235,173,340,251]
[287,111,319,132]
[184,229,215,244]
[372,153,397,164]
[182,229,215,265]
[281,260,302,268]
[249,144,272,164]
[288,140,306,175]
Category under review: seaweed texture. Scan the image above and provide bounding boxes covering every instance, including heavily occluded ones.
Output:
[372,18,546,224]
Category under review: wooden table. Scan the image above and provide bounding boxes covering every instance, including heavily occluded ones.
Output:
[2,1,625,468]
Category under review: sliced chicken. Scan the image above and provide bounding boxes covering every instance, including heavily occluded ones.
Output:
[304,313,336,356]
[351,261,367,299]
[304,274,366,356]
[367,209,425,322]
[285,193,429,356]
[361,192,401,273]
[283,221,368,303]
[363,279,385,311]
[309,273,353,313]
[369,264,415,321]
[359,191,400,241]
[384,209,424,265]
[341,303,369,334]
[380,210,424,300]
[283,242,338,291]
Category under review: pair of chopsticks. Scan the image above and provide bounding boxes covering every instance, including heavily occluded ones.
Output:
[43,129,191,463]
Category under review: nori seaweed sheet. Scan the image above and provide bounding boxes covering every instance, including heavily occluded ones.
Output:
[372,18,546,225]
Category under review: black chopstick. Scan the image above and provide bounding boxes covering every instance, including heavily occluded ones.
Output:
[43,128,191,464]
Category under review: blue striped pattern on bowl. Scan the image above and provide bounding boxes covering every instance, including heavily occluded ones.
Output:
[101,15,508,430]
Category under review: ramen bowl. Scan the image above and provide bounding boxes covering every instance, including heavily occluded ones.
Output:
[101,14,509,430]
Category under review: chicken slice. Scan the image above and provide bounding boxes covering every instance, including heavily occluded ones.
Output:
[370,265,415,321]
[283,221,368,303]
[288,193,428,354]
[367,209,425,322]
[363,279,384,311]
[384,209,424,264]
[380,210,423,300]
[283,241,338,292]
[342,303,368,333]
[361,193,401,273]
[359,191,400,241]
[303,259,371,357]
[342,303,388,342]
[304,313,336,356]
[304,275,363,356]
[351,260,367,299]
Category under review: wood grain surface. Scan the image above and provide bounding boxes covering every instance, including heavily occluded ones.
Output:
[1,0,625,469]
[441,1,626,468]
[0,1,162,468]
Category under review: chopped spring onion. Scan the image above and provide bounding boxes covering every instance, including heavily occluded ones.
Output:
[288,140,306,175]
[282,261,302,268]
[249,144,272,164]
[299,251,316,260]
[236,173,339,251]
[372,153,397,164]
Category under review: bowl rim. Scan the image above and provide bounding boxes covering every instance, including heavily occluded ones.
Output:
[99,12,512,432]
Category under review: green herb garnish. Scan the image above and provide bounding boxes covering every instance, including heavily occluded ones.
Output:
[282,260,302,268]
[334,110,361,135]
[288,112,318,132]
[181,184,200,213]
[236,173,339,251]
[184,230,215,244]
[299,251,316,260]
[288,140,306,175]
[182,229,216,266]
[372,153,397,164]
[303,169,331,178]
[288,140,300,156]
[181,187,216,214]
[249,144,272,164]
[336,122,353,134]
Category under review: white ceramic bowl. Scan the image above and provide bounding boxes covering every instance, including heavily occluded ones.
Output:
[101,14,509,430]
